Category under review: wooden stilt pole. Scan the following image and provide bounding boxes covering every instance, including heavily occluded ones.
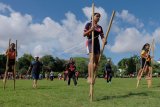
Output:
[93,11,116,81]
[136,39,154,88]
[147,70,152,88]
[90,1,95,102]
[147,39,155,88]
[3,39,11,90]
[13,40,17,90]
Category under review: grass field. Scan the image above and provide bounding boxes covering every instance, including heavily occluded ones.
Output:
[0,78,160,107]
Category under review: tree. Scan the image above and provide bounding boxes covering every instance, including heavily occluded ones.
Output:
[152,62,160,74]
[17,54,34,74]
[117,55,141,76]
[40,55,55,71]
[40,55,66,72]
[54,57,66,72]
[74,57,88,76]
[97,54,107,76]
[0,54,7,74]
[118,58,128,70]
[74,55,117,78]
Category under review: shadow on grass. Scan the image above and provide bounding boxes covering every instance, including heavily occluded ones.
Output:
[25,86,58,90]
[152,85,160,88]
[12,85,54,91]
[96,92,148,101]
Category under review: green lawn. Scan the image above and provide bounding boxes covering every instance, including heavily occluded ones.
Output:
[0,78,160,107]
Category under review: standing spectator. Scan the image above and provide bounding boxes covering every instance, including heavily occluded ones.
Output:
[39,73,43,80]
[45,71,49,80]
[58,73,62,80]
[75,71,80,81]
[27,56,43,88]
[50,70,54,81]
[105,59,112,83]
[67,57,77,86]
[63,69,68,81]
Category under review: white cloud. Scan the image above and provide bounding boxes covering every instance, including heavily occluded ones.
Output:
[110,27,155,53]
[153,27,160,43]
[110,10,160,53]
[0,3,109,58]
[0,2,159,58]
[0,3,14,13]
[82,6,108,30]
[117,10,144,28]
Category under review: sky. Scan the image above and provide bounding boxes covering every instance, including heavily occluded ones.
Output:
[0,0,159,64]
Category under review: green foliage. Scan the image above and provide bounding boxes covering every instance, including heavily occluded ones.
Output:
[127,57,136,74]
[117,55,141,75]
[17,54,33,74]
[40,55,55,71]
[111,64,118,77]
[54,57,66,72]
[117,55,160,76]
[40,55,67,73]
[152,63,160,74]
[74,57,88,76]
[0,54,6,74]
[97,54,107,76]
[118,58,128,69]
[73,54,117,77]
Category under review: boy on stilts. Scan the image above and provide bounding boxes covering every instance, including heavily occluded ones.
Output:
[83,12,106,84]
[137,43,153,88]
[3,40,17,90]
[83,2,115,100]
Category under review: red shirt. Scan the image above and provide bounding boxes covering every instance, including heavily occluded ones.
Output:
[6,49,16,59]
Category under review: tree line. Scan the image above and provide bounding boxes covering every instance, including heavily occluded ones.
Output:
[117,55,160,77]
[0,53,159,78]
[0,53,116,77]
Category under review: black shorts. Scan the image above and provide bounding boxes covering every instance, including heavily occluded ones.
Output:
[141,58,151,68]
[8,59,15,66]
[68,71,75,78]
[7,59,15,72]
[87,39,100,55]
[32,73,39,80]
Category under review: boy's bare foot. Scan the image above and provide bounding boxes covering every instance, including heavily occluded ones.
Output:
[87,77,91,83]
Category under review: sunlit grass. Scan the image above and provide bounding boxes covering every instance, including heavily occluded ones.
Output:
[0,78,160,107]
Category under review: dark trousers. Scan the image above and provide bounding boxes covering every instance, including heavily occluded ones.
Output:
[64,74,68,81]
[107,73,112,83]
[50,76,54,81]
[68,72,77,86]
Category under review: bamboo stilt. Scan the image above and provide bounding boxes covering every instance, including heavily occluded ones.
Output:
[147,72,152,88]
[147,39,154,88]
[90,2,95,102]
[3,39,11,90]
[13,40,17,90]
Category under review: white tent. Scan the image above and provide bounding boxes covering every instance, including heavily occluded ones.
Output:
[157,59,160,63]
